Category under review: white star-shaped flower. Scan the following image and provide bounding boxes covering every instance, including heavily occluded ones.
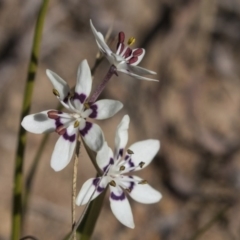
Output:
[21,60,123,171]
[76,115,161,228]
[90,20,159,82]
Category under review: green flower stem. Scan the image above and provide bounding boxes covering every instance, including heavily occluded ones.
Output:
[77,189,107,240]
[11,1,49,240]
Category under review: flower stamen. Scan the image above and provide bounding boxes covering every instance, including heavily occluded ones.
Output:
[56,125,66,135]
[74,120,80,128]
[127,149,134,154]
[109,180,116,187]
[53,89,60,97]
[138,180,147,185]
[139,162,145,168]
[47,110,60,119]
[128,37,135,46]
[119,166,125,171]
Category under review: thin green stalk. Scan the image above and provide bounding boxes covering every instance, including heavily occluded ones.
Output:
[23,133,50,215]
[11,1,49,240]
[77,189,107,240]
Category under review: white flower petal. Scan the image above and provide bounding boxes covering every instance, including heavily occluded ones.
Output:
[76,177,107,205]
[128,176,162,204]
[73,60,92,110]
[84,99,123,120]
[127,139,160,170]
[128,65,157,75]
[46,69,70,101]
[118,68,159,82]
[96,141,114,172]
[50,125,77,171]
[90,19,112,56]
[21,110,56,134]
[80,120,104,152]
[109,186,135,228]
[114,115,130,159]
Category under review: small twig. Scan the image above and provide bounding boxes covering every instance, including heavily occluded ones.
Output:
[72,139,81,240]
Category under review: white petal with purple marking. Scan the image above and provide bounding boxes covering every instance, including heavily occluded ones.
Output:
[114,115,130,159]
[46,70,70,101]
[76,177,108,205]
[51,125,77,171]
[80,120,104,152]
[128,139,160,170]
[21,110,56,134]
[96,141,114,172]
[109,185,135,228]
[84,99,123,120]
[128,176,162,204]
[74,60,92,111]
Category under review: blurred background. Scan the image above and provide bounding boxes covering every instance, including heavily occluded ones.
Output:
[1,0,240,239]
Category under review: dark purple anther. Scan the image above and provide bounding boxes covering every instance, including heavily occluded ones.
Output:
[128,57,138,64]
[56,125,66,135]
[123,47,132,58]
[118,32,125,43]
[47,110,61,119]
[132,48,143,57]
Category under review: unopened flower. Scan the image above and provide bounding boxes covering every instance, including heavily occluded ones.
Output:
[21,60,123,171]
[76,115,161,228]
[90,20,158,82]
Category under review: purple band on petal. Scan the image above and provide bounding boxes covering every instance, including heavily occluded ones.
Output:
[103,158,114,172]
[110,191,125,201]
[79,121,92,137]
[93,178,105,193]
[124,155,130,161]
[63,95,69,104]
[55,118,63,128]
[63,132,76,142]
[88,104,98,119]
[117,148,123,159]
[128,177,135,191]
[128,158,134,168]
[73,93,87,104]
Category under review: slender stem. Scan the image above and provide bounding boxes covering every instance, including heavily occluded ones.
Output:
[88,65,117,103]
[11,1,49,240]
[72,139,80,240]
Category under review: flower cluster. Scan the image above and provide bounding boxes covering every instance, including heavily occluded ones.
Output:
[22,20,161,228]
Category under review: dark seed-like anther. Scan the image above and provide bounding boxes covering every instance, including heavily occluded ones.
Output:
[119,166,125,171]
[139,162,145,168]
[139,180,147,184]
[118,32,125,43]
[109,180,116,187]
[53,89,60,97]
[127,149,134,154]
